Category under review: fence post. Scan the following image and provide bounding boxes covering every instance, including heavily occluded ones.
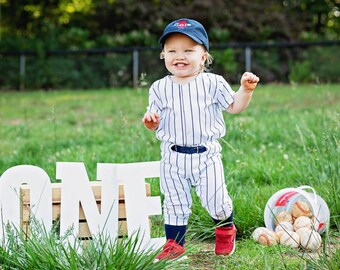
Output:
[133,49,139,88]
[245,47,252,72]
[19,54,26,91]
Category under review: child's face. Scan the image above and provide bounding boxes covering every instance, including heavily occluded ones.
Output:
[162,33,207,81]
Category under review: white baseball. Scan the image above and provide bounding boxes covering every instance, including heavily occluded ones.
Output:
[275,211,293,225]
[252,227,271,241]
[258,230,277,246]
[295,227,311,238]
[300,230,322,252]
[279,231,300,249]
[294,216,312,231]
[275,221,294,233]
[291,200,312,218]
[275,230,286,242]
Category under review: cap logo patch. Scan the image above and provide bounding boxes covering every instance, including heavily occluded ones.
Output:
[174,20,191,29]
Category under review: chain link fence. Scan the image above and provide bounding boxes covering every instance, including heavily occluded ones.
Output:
[0,41,339,91]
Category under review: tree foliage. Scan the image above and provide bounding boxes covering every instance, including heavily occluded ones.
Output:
[0,0,339,51]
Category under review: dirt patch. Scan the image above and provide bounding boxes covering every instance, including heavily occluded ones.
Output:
[183,235,340,269]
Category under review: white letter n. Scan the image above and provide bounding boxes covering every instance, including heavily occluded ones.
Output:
[56,162,119,244]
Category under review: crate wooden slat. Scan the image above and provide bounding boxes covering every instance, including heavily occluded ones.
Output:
[22,220,128,239]
[21,202,128,222]
[20,182,150,203]
[20,182,150,239]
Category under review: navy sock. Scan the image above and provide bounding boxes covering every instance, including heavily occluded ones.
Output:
[212,212,234,228]
[164,224,187,246]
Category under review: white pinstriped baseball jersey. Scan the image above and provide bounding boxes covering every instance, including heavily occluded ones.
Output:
[146,72,235,226]
[147,72,235,146]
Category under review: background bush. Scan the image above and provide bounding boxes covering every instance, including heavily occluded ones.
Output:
[0,0,339,90]
[1,44,339,90]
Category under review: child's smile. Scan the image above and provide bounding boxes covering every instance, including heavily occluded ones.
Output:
[163,33,207,83]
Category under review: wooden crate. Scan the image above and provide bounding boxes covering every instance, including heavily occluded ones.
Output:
[20,182,150,239]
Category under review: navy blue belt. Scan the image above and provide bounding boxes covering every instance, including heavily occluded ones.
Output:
[171,145,207,154]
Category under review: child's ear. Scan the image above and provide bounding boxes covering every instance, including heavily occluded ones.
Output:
[160,51,165,59]
[201,52,208,62]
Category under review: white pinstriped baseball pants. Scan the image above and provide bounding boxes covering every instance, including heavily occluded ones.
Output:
[160,141,233,226]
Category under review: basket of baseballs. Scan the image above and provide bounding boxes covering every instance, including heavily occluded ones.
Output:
[252,200,322,252]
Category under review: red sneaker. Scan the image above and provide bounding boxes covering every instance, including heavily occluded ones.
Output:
[154,239,186,262]
[215,225,237,256]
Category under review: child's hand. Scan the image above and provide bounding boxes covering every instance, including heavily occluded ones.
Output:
[240,72,260,92]
[142,112,160,130]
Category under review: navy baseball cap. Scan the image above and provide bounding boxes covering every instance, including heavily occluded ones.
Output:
[159,18,209,51]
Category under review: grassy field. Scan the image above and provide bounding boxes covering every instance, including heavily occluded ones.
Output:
[0,84,339,269]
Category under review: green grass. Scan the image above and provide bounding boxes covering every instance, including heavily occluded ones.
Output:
[0,84,339,269]
[0,221,172,269]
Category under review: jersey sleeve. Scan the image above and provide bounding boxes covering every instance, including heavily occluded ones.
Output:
[146,81,162,114]
[215,75,235,110]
